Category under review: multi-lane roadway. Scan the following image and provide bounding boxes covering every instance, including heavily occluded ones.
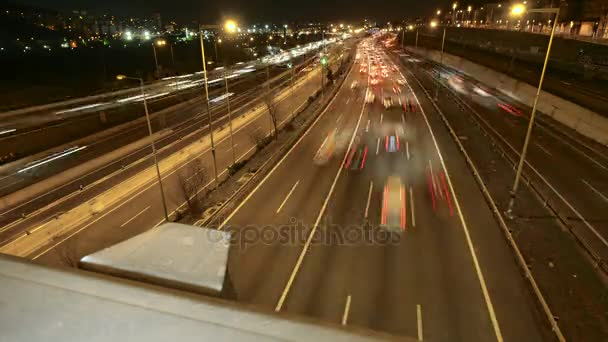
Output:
[205,39,547,341]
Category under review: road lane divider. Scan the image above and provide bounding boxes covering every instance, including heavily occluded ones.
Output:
[120,205,150,228]
[402,68,504,342]
[276,181,300,214]
[410,186,416,227]
[417,304,423,341]
[364,181,373,219]
[275,65,368,311]
[405,64,565,342]
[342,295,352,326]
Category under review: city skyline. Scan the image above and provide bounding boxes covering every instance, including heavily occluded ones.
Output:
[9,0,436,23]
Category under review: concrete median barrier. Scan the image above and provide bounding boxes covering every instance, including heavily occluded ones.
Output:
[409,47,608,146]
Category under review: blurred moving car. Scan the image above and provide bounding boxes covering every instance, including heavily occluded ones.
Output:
[383,96,393,109]
[381,176,406,231]
[365,90,375,104]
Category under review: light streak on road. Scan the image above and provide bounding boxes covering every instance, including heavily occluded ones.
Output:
[54,102,107,115]
[17,146,88,173]
[209,92,235,104]
[0,128,16,136]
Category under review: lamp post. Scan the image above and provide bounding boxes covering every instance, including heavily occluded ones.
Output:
[429,21,445,100]
[452,2,458,25]
[506,4,560,217]
[199,19,237,190]
[223,68,236,165]
[116,75,169,222]
[152,39,167,75]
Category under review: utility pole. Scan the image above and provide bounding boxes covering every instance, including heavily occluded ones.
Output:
[224,69,236,165]
[199,27,219,190]
[434,27,446,100]
[506,7,561,217]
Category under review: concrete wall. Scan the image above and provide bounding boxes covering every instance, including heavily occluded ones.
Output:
[406,27,608,80]
[409,47,608,146]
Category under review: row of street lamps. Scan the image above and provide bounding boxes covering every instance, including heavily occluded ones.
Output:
[116,18,311,223]
[412,3,560,215]
[116,19,239,222]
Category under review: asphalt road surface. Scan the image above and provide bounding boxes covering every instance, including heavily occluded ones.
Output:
[5,38,552,340]
[207,39,548,340]
[403,50,608,267]
[22,43,339,262]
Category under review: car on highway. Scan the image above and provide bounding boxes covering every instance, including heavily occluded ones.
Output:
[351,80,359,89]
[345,144,368,170]
[385,134,400,153]
[498,103,524,116]
[381,176,406,231]
[371,78,380,86]
[383,96,393,108]
[365,90,375,104]
[397,79,406,86]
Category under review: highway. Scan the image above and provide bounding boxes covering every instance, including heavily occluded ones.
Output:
[203,38,546,340]
[8,39,349,263]
[403,50,608,266]
[393,47,608,340]
[1,37,561,340]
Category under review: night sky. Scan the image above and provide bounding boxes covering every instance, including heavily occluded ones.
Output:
[11,0,452,24]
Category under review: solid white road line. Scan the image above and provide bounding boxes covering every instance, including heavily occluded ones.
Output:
[380,113,383,124]
[376,138,381,155]
[406,141,410,160]
[26,67,316,257]
[417,304,423,341]
[582,179,608,203]
[535,143,552,156]
[120,206,150,227]
[342,295,352,326]
[365,181,374,218]
[366,119,370,132]
[275,76,368,312]
[276,180,300,213]
[410,186,416,227]
[218,68,355,232]
[226,143,238,152]
[402,72,504,341]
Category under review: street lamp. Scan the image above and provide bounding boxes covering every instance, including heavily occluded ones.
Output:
[506,4,561,217]
[152,39,167,75]
[116,75,169,222]
[224,20,237,33]
[199,19,238,190]
[429,21,446,100]
[437,9,441,15]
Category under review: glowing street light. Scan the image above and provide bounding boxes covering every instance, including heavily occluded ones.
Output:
[506,5,563,219]
[452,2,458,10]
[467,5,472,12]
[430,20,438,28]
[437,10,441,15]
[511,4,526,16]
[224,19,237,33]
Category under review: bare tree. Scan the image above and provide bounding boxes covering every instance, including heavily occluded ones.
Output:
[262,90,279,139]
[249,129,268,150]
[177,158,208,214]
